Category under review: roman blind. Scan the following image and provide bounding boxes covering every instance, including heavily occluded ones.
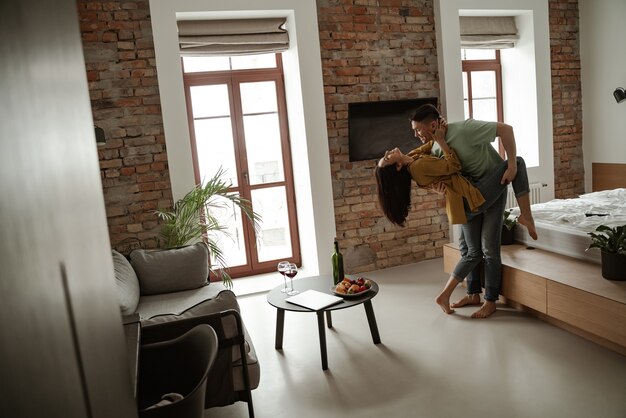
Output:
[459,16,519,49]
[177,18,289,56]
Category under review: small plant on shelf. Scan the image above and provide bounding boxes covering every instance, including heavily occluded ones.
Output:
[587,224,626,255]
[501,210,517,245]
[587,224,626,281]
[503,210,518,231]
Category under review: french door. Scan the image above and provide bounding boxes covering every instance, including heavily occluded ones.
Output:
[183,56,301,278]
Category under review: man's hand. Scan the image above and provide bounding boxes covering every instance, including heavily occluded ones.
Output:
[501,164,517,185]
[427,182,446,195]
[433,119,447,145]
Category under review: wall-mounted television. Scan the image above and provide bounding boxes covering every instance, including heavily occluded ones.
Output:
[348,97,438,162]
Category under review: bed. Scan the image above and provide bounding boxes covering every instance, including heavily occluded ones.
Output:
[510,188,626,264]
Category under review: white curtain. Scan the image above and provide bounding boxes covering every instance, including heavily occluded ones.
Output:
[177,18,289,56]
[460,16,518,49]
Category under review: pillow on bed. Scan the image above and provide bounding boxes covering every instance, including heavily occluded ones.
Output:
[111,249,140,315]
[130,243,210,295]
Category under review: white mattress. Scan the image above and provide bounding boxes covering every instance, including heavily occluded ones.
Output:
[510,188,626,264]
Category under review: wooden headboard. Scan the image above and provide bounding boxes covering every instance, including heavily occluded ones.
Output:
[592,163,626,191]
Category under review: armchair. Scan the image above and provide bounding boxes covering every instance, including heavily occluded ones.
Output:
[137,324,218,418]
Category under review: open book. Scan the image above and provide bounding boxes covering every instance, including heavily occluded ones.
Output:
[285,290,344,311]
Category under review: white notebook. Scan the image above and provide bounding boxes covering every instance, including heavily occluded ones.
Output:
[285,290,344,311]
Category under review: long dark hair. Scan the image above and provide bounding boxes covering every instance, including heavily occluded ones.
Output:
[375,164,412,227]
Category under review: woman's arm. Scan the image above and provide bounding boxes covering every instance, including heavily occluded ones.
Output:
[406,140,433,159]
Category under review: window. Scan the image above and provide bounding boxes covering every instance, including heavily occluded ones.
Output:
[461,49,505,157]
[182,53,301,278]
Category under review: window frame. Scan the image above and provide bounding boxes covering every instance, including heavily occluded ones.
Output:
[182,54,302,278]
[462,50,505,157]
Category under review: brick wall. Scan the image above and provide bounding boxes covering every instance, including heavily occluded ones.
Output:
[78,0,171,253]
[549,0,584,198]
[78,0,583,267]
[317,0,448,273]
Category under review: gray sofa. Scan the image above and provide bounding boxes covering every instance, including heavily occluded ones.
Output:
[112,243,259,417]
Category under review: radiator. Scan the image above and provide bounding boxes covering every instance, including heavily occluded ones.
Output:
[505,182,546,209]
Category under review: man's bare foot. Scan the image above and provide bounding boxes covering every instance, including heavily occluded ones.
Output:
[471,301,497,318]
[435,293,455,314]
[450,294,481,308]
[517,214,538,240]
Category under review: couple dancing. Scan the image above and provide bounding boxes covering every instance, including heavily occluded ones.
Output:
[375,104,538,318]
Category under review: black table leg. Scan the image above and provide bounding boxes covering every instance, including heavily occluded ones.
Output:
[275,308,285,349]
[316,311,328,370]
[325,310,333,329]
[363,300,381,344]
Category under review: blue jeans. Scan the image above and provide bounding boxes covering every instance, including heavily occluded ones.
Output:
[467,157,530,221]
[453,157,530,301]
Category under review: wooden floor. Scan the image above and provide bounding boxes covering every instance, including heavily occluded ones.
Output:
[443,243,626,355]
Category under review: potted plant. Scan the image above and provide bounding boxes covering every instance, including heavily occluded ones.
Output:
[587,224,626,281]
[501,210,517,245]
[154,167,261,288]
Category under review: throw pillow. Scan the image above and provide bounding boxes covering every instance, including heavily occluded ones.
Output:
[130,243,210,295]
[111,249,141,315]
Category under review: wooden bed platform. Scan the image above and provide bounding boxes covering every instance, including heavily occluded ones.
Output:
[443,243,626,355]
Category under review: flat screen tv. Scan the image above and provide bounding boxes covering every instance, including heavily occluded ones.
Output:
[348,97,438,162]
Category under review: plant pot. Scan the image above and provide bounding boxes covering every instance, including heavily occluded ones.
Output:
[600,250,626,281]
[501,225,515,245]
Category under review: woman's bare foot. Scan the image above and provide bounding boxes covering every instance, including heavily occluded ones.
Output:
[517,214,538,240]
[471,301,497,318]
[435,293,455,314]
[450,294,481,308]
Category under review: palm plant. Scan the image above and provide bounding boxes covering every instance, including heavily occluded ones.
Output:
[154,167,261,288]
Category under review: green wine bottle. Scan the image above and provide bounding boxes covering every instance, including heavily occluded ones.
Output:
[331,238,344,285]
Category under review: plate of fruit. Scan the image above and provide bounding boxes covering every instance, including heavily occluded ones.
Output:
[331,277,374,298]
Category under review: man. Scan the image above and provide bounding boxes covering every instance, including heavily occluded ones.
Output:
[410,104,536,318]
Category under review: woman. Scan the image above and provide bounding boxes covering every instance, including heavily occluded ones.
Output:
[375,122,537,315]
[375,121,533,227]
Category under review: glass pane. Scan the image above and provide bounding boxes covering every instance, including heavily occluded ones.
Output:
[461,49,496,60]
[472,98,497,122]
[194,118,238,187]
[251,186,292,262]
[243,114,285,185]
[471,71,496,98]
[206,195,247,268]
[231,53,277,70]
[462,72,470,119]
[462,72,469,100]
[240,81,278,114]
[183,56,230,72]
[190,85,230,118]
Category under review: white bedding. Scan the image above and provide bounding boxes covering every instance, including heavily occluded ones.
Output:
[511,188,626,264]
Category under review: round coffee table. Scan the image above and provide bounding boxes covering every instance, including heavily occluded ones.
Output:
[267,275,381,370]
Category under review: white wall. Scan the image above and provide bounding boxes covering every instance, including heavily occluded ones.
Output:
[434,0,555,201]
[149,0,335,276]
[580,0,626,192]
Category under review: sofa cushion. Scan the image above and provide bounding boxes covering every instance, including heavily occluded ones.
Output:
[130,243,209,295]
[136,284,229,320]
[111,249,140,315]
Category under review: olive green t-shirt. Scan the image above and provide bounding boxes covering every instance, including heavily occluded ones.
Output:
[431,119,502,179]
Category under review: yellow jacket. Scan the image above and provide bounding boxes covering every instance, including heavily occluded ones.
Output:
[406,141,485,224]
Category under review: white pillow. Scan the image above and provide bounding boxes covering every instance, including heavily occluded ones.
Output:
[111,250,140,315]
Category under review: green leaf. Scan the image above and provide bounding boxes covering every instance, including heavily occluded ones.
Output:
[587,224,626,254]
